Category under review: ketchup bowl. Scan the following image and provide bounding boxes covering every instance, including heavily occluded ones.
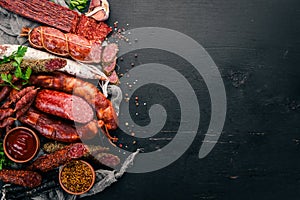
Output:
[3,127,40,163]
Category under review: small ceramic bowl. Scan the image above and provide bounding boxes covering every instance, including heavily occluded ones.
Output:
[59,160,96,195]
[3,127,40,163]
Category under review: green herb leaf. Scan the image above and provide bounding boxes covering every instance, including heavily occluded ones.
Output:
[16,46,27,57]
[14,56,23,65]
[1,73,9,82]
[7,74,12,82]
[69,0,88,12]
[0,142,12,170]
[12,62,18,67]
[14,65,23,79]
[25,67,32,80]
[0,56,11,64]
[0,46,29,90]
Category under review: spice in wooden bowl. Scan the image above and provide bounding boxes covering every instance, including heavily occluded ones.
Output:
[59,160,95,195]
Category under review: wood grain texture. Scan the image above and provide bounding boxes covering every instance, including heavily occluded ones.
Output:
[92,0,300,199]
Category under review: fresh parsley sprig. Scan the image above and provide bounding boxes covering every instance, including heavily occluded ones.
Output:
[0,46,32,90]
[69,0,88,13]
[0,142,12,170]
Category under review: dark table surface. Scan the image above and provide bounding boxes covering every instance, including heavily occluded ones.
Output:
[88,0,300,200]
[0,0,299,199]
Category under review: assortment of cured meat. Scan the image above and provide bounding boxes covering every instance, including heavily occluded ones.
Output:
[0,0,120,83]
[0,0,112,43]
[0,0,123,190]
[29,72,118,132]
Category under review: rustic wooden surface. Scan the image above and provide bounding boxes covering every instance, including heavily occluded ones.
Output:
[88,0,300,199]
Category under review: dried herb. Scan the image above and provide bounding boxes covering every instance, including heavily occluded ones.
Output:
[60,160,94,193]
[0,58,66,73]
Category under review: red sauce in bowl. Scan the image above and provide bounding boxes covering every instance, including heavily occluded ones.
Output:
[4,127,39,163]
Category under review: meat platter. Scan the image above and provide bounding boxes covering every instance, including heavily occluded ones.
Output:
[0,0,128,198]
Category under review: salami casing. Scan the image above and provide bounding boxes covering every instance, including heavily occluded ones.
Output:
[25,26,103,63]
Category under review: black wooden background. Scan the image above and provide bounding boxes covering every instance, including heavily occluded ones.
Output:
[87,0,300,200]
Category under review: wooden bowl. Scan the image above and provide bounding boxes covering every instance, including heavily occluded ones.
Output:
[3,127,40,163]
[59,160,96,195]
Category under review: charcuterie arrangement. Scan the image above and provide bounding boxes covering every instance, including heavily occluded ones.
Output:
[0,0,126,197]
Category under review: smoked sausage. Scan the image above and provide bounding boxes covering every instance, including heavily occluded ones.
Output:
[21,26,118,63]
[35,89,94,124]
[27,143,88,172]
[0,86,11,102]
[29,73,118,139]
[22,26,102,63]
[0,170,42,188]
[19,108,98,142]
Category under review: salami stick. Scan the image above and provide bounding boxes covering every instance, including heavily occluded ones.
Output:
[0,86,11,102]
[8,86,21,102]
[43,142,109,154]
[0,108,14,121]
[2,86,35,109]
[15,100,34,119]
[0,169,42,188]
[0,0,78,33]
[27,143,89,172]
[0,117,16,128]
[41,142,119,168]
[15,90,38,119]
[14,88,38,112]
[8,91,17,102]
